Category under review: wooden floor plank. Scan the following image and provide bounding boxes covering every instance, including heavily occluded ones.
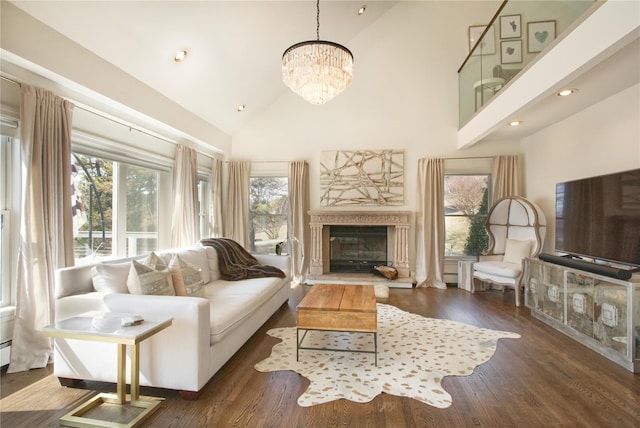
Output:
[2,284,639,427]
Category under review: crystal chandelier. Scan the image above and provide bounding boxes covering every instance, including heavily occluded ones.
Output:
[282,0,353,105]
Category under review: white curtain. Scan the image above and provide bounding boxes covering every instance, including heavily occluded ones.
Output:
[224,161,250,247]
[8,85,75,373]
[210,157,224,238]
[171,145,199,248]
[492,155,520,202]
[288,161,310,283]
[415,158,446,289]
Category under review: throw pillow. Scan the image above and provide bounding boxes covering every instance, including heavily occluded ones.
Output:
[91,262,131,294]
[502,239,532,264]
[169,253,205,297]
[126,252,175,296]
[203,247,221,281]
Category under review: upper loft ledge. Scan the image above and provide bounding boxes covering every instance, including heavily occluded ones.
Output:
[458,0,640,148]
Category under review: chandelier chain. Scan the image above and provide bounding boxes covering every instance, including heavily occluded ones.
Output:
[316,0,320,40]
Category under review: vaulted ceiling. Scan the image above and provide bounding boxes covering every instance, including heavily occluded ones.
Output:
[10,1,398,136]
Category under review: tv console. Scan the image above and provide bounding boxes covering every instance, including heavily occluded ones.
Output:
[538,253,635,280]
[525,258,639,373]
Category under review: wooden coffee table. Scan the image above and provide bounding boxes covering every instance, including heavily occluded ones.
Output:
[296,283,378,365]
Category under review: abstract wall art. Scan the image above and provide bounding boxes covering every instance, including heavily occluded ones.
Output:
[320,150,404,206]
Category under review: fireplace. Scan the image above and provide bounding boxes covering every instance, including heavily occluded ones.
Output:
[308,210,411,281]
[329,226,388,273]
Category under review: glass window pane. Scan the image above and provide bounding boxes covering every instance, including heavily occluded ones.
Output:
[249,177,289,255]
[125,164,158,255]
[444,174,489,256]
[72,154,162,261]
[198,176,210,239]
[71,154,114,261]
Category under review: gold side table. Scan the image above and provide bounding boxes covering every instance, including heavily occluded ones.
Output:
[44,313,173,428]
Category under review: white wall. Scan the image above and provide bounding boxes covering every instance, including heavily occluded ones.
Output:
[521,83,640,253]
[231,1,523,277]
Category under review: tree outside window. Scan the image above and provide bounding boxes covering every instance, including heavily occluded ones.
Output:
[444,175,490,257]
[249,177,289,255]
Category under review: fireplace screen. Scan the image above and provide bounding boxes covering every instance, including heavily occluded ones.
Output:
[329,226,388,273]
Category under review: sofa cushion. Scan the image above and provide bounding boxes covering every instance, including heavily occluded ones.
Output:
[204,277,286,344]
[204,247,221,281]
[127,253,175,296]
[91,262,131,294]
[169,253,205,297]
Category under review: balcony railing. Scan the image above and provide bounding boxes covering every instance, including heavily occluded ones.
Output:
[458,0,595,128]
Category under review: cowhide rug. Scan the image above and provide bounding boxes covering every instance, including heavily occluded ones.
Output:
[255,303,520,408]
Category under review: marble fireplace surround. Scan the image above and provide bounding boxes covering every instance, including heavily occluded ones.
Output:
[308,210,411,282]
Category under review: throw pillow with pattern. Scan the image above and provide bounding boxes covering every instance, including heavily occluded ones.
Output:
[126,252,175,296]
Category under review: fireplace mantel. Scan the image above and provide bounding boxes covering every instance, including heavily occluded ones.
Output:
[308,210,411,282]
[309,210,410,226]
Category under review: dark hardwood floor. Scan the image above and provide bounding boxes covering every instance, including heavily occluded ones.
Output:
[2,284,639,427]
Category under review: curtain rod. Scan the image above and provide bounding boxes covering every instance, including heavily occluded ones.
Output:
[1,74,176,145]
[445,156,496,161]
[226,160,291,163]
[1,74,216,160]
[1,75,21,86]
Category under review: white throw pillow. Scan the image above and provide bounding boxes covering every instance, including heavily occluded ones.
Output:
[172,247,211,284]
[169,253,204,297]
[91,262,131,294]
[126,252,175,296]
[502,239,532,264]
[204,247,221,281]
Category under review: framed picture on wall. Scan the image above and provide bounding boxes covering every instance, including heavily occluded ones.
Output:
[469,25,495,55]
[500,14,521,39]
[501,40,522,64]
[527,20,556,53]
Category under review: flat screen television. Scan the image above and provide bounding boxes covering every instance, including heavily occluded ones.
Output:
[555,168,640,267]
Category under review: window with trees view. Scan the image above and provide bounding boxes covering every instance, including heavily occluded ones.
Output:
[444,174,490,257]
[71,153,165,262]
[249,177,289,255]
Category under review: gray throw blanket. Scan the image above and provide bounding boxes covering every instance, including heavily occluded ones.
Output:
[200,238,286,281]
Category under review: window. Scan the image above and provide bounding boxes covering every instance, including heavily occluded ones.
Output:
[0,136,12,308]
[249,177,289,255]
[197,174,210,239]
[444,174,490,257]
[71,153,167,262]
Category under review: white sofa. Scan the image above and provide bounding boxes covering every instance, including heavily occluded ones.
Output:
[53,244,291,399]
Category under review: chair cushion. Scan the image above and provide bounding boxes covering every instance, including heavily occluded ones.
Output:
[502,239,533,264]
[474,260,521,278]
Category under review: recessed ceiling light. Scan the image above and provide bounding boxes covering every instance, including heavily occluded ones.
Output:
[358,5,366,15]
[557,88,577,97]
[237,105,246,112]
[509,120,523,127]
[174,50,188,63]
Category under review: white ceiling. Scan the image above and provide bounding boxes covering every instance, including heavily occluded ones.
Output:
[7,1,639,146]
[10,1,398,136]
